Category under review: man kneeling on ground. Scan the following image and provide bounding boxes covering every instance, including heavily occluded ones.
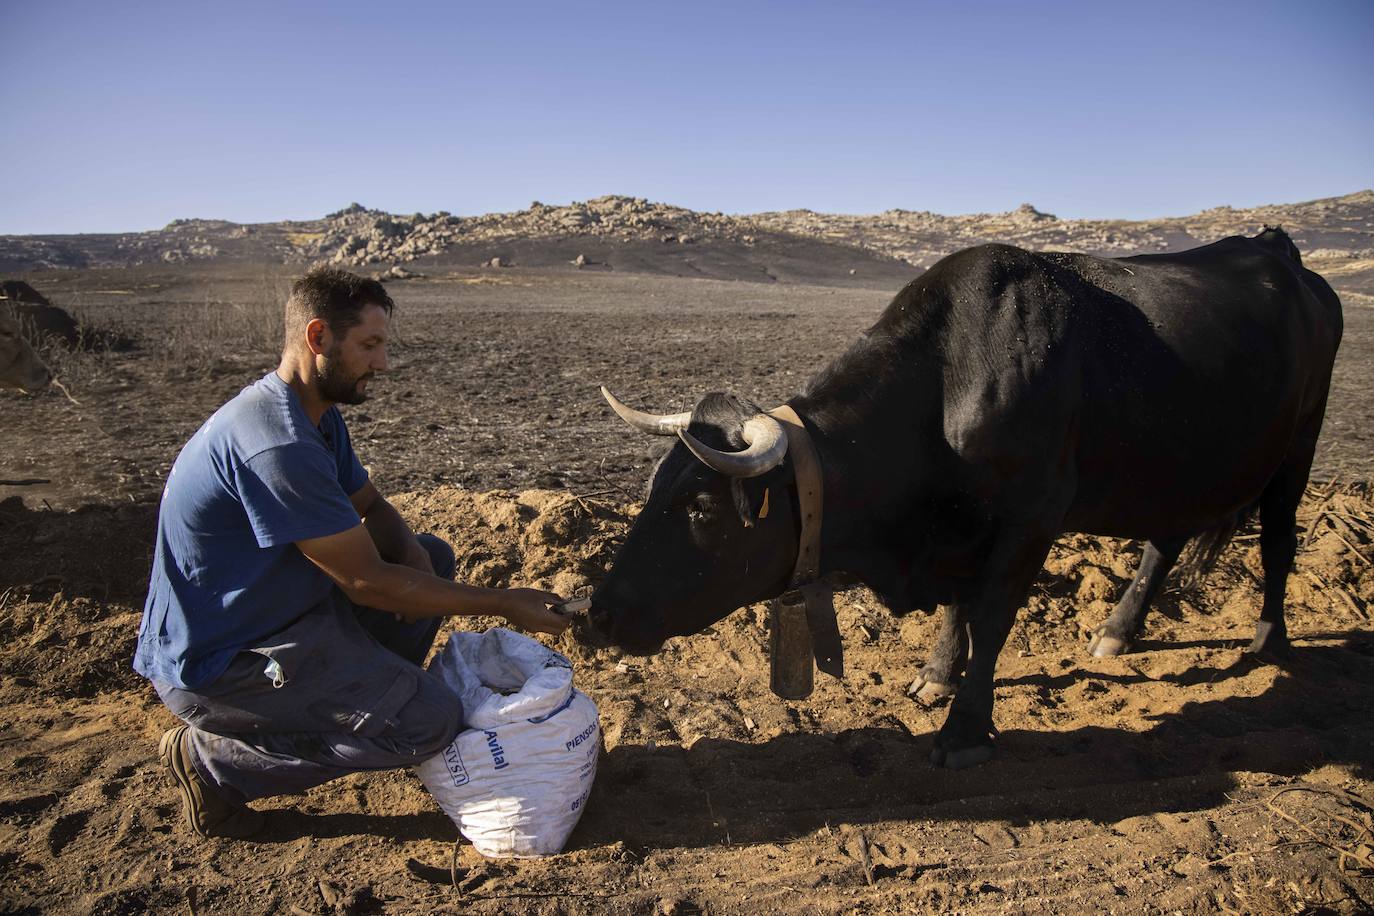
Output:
[134,267,569,838]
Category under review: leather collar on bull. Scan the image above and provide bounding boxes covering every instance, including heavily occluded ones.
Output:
[766,405,843,699]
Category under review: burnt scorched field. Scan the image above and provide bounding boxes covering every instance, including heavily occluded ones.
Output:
[1,265,1373,914]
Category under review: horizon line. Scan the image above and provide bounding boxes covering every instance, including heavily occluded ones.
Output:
[4,188,1370,238]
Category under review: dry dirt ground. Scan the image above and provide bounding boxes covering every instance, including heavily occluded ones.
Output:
[1,266,1373,914]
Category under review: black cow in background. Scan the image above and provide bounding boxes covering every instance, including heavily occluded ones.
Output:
[585,228,1343,769]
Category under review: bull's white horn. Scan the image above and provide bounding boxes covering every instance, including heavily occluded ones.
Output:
[677,413,788,478]
[600,386,692,435]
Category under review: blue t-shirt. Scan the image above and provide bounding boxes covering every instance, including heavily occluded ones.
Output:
[134,371,370,689]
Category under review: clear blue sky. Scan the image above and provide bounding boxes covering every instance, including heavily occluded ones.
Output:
[2,0,1371,234]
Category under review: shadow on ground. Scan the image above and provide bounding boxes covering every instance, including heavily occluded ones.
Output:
[568,638,1374,852]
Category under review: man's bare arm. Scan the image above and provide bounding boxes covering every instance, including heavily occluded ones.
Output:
[349,481,432,573]
[296,524,569,635]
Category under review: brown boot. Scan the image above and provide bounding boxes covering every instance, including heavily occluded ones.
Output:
[158,725,264,839]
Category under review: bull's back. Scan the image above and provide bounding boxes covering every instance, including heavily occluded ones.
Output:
[1059,239,1341,536]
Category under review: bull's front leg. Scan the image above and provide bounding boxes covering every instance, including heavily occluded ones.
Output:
[908,605,967,706]
[930,531,1055,769]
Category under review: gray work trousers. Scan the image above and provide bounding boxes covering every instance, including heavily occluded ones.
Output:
[153,534,463,805]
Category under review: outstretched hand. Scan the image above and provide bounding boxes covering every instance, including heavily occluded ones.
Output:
[500,588,571,635]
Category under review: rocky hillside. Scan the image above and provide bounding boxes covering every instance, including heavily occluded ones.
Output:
[755,193,1374,265]
[4,191,1372,299]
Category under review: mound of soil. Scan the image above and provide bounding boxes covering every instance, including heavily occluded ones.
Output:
[1,482,1371,913]
[390,487,632,602]
[0,497,156,699]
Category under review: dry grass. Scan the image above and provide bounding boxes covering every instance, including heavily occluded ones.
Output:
[176,285,284,354]
[72,276,286,381]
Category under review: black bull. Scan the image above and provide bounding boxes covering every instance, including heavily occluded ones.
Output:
[583,228,1343,769]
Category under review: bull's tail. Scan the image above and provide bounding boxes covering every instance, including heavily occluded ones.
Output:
[1173,502,1259,592]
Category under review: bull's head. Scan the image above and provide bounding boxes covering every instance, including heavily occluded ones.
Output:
[0,307,53,393]
[585,387,801,654]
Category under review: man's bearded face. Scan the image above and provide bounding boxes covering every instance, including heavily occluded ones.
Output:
[316,344,374,405]
[310,303,388,406]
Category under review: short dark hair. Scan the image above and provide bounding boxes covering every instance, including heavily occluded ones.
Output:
[285,267,394,341]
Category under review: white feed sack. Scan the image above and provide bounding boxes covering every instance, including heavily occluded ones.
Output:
[417,628,601,858]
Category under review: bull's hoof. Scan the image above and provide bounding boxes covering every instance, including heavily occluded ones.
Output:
[929,716,998,769]
[906,674,957,707]
[1245,621,1291,659]
[929,742,995,770]
[1088,630,1129,658]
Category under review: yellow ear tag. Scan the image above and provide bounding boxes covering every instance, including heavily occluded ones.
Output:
[758,488,770,520]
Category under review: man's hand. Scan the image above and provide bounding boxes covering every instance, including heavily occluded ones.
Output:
[499,588,572,635]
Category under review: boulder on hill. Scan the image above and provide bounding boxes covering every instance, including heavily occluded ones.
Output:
[328,202,370,218]
[1011,203,1057,222]
[374,265,423,282]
